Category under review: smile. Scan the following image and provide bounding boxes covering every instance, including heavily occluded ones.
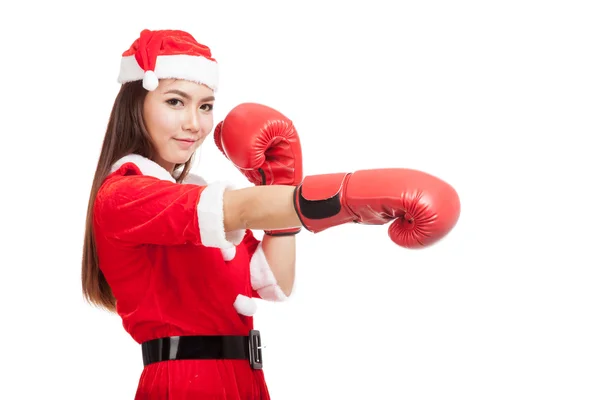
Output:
[174,138,197,148]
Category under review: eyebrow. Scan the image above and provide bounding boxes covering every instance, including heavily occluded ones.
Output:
[163,89,215,102]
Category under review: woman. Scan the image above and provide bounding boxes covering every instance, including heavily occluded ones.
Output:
[82,29,461,399]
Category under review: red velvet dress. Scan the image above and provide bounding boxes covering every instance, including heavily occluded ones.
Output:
[93,154,287,399]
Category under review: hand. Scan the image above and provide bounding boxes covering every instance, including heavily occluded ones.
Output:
[293,168,461,248]
[215,103,303,235]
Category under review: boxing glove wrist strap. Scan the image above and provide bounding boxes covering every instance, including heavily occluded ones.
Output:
[293,173,356,233]
[264,227,301,236]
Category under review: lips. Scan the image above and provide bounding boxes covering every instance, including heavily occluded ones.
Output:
[174,138,197,149]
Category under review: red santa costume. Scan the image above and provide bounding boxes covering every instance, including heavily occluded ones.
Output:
[92,27,462,400]
[93,30,286,399]
[95,155,283,399]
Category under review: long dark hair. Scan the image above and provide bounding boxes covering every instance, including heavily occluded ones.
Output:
[81,81,194,312]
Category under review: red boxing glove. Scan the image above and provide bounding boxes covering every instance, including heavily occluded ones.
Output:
[293,168,461,248]
[214,103,303,236]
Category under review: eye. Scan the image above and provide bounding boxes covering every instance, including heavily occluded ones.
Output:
[200,103,214,112]
[166,98,183,106]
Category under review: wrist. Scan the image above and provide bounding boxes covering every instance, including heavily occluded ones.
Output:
[264,227,301,236]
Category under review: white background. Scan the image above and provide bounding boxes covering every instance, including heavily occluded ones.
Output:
[1,0,599,399]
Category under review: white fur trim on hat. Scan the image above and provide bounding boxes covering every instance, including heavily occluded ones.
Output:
[118,54,219,91]
[250,242,288,301]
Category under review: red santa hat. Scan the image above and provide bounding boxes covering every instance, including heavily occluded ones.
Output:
[117,29,218,92]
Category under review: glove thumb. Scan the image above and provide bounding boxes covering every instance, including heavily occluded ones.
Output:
[213,121,228,159]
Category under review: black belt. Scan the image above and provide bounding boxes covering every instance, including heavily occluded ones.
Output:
[141,330,263,370]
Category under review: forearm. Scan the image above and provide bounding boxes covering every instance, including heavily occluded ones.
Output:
[261,234,296,296]
[223,185,301,232]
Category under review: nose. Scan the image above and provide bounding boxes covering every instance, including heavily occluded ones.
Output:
[183,109,202,133]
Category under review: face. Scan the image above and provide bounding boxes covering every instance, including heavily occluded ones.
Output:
[143,79,215,172]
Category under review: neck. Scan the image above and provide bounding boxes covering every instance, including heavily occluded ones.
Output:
[155,157,175,175]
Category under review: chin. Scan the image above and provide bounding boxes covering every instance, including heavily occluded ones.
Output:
[169,156,192,166]
[173,149,198,164]
[159,144,199,168]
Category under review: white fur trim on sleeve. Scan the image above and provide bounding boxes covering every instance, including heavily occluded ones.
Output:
[197,181,245,249]
[250,242,288,301]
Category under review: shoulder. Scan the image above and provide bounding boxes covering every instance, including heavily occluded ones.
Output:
[95,154,175,211]
[97,156,162,199]
[96,154,212,206]
[110,154,176,183]
[108,153,209,185]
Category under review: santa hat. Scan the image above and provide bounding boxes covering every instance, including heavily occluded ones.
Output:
[117,29,218,92]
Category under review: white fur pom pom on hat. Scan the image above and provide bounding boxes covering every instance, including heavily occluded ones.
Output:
[142,70,159,91]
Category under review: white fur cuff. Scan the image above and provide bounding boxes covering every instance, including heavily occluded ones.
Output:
[250,242,288,301]
[197,181,245,249]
